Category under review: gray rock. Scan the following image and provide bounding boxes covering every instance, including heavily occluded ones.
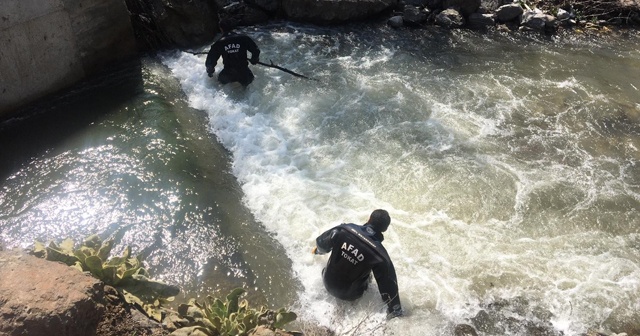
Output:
[404,6,430,25]
[455,324,479,336]
[495,3,523,22]
[128,0,218,49]
[556,8,572,21]
[171,326,210,336]
[468,12,496,27]
[388,15,405,27]
[619,0,640,9]
[443,0,481,16]
[241,6,271,26]
[436,8,465,27]
[521,9,556,30]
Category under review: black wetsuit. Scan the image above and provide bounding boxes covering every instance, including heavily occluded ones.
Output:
[205,32,260,86]
[315,223,403,316]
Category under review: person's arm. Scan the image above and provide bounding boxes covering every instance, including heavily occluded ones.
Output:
[205,44,221,76]
[247,37,260,65]
[314,227,339,254]
[372,259,403,318]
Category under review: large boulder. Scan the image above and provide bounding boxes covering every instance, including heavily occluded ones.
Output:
[443,0,481,16]
[0,250,105,336]
[468,12,496,28]
[281,0,399,24]
[126,0,219,49]
[521,9,556,30]
[436,8,465,27]
[404,6,430,25]
[495,3,523,22]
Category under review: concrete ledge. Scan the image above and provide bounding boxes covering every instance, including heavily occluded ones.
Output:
[0,0,136,117]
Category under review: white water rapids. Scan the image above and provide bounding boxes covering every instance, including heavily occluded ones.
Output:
[160,23,640,335]
[1,21,639,336]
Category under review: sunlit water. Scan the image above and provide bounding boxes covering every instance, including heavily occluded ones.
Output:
[2,21,640,335]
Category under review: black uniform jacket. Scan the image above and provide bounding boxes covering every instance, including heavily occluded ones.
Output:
[316,223,402,314]
[205,32,260,73]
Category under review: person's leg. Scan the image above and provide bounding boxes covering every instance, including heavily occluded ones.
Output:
[239,69,255,87]
[217,68,232,84]
[344,275,369,301]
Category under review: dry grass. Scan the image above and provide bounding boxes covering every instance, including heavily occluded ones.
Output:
[290,298,390,336]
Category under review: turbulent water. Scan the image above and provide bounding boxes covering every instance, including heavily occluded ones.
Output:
[2,22,640,335]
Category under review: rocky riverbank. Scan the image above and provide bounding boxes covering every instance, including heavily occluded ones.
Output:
[124,0,640,51]
[0,248,167,336]
[3,0,638,118]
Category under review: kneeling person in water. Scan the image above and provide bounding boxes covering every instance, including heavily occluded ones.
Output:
[205,19,260,87]
[313,209,403,318]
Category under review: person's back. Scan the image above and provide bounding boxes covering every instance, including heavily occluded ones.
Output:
[208,33,258,69]
[314,210,403,318]
[205,19,260,87]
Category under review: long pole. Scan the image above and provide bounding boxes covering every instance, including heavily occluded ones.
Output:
[184,51,316,81]
[253,60,317,81]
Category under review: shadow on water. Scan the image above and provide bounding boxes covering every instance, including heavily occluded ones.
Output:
[0,56,301,308]
[0,59,144,181]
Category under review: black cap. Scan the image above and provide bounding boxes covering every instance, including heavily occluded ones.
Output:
[368,209,390,232]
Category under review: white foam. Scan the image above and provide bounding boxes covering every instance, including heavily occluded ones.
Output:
[161,26,640,335]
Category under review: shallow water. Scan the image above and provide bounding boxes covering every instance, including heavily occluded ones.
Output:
[2,22,640,335]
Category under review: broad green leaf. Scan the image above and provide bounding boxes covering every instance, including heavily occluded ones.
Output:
[83,235,101,249]
[45,246,78,265]
[274,311,297,329]
[73,249,88,264]
[105,255,124,266]
[71,261,84,272]
[121,289,144,307]
[144,304,163,322]
[120,267,140,281]
[102,266,119,285]
[226,288,245,316]
[97,239,114,260]
[238,299,248,312]
[85,255,104,278]
[121,246,131,259]
[33,241,46,257]
[211,316,222,330]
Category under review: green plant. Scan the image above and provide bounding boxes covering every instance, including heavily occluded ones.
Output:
[32,235,179,321]
[176,288,298,336]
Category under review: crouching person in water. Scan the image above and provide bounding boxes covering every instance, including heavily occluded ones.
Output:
[205,19,260,87]
[313,209,403,318]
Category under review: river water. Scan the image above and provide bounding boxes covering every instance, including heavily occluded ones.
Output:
[1,22,640,335]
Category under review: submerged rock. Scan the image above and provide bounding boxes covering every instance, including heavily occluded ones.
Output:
[455,324,479,336]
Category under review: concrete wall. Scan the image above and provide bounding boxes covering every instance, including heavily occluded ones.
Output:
[0,0,137,117]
